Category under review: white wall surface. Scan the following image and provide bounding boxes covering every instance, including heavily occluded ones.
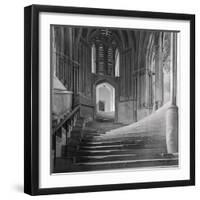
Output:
[0,0,199,199]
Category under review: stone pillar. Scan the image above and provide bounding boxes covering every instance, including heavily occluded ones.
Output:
[145,69,150,108]
[166,105,178,153]
[154,33,163,109]
[166,32,178,154]
[69,27,73,91]
[52,26,56,77]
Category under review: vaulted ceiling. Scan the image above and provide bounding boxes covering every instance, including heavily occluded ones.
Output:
[71,26,161,69]
[74,27,139,50]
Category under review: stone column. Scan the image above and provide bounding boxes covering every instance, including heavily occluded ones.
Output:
[154,33,163,109]
[52,26,56,77]
[145,69,150,108]
[166,32,178,154]
[68,27,73,91]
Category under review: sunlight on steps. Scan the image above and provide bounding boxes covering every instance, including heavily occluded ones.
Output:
[102,102,171,139]
[54,102,179,173]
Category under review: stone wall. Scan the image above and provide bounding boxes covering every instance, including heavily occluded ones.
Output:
[118,100,135,124]
[52,76,73,120]
[137,108,151,121]
[74,93,94,122]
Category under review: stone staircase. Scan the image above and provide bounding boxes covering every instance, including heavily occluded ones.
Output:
[54,122,178,172]
[54,105,178,173]
[74,128,178,172]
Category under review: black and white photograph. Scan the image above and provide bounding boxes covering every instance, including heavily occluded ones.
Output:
[0,0,197,198]
[23,4,195,195]
[51,25,179,173]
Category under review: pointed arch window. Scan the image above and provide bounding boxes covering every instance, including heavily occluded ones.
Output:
[115,48,120,77]
[107,47,114,75]
[91,43,96,73]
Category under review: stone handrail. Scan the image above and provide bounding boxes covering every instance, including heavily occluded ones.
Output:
[53,105,80,134]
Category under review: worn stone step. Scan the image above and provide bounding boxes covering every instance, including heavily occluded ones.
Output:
[54,154,178,173]
[77,147,166,156]
[82,127,98,132]
[76,158,178,171]
[76,153,169,162]
[79,143,145,150]
[83,133,102,137]
[80,139,145,146]
[79,142,165,150]
[81,135,165,143]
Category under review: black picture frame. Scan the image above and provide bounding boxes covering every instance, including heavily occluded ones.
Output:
[24,4,195,195]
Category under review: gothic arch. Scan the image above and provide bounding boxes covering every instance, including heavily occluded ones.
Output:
[96,82,115,113]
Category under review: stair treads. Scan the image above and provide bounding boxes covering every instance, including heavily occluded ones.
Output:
[80,144,165,151]
[82,135,164,143]
[84,134,102,137]
[79,149,129,153]
[77,152,170,160]
[80,143,145,150]
[80,144,124,149]
[82,140,143,145]
[78,148,166,157]
[76,153,175,163]
[77,157,178,166]
[80,154,136,159]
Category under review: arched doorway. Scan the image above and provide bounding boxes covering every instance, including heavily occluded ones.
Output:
[96,82,115,120]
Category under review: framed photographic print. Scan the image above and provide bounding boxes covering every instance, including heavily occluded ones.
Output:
[24,4,195,195]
